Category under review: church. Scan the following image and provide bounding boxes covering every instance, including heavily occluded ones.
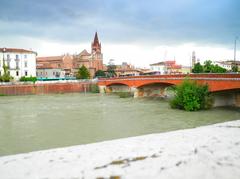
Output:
[72,32,104,77]
[36,32,104,78]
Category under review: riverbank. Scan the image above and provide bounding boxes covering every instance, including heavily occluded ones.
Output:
[0,120,240,179]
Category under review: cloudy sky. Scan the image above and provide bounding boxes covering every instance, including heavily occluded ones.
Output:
[0,0,239,67]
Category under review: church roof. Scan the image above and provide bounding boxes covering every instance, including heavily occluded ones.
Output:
[0,47,37,54]
[79,49,91,56]
[93,32,100,46]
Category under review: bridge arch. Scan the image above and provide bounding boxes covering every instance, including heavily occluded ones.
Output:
[136,82,176,88]
[105,82,130,93]
[106,82,130,87]
[136,82,176,98]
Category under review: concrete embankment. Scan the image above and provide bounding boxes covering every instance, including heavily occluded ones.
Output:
[0,81,95,95]
[0,120,240,179]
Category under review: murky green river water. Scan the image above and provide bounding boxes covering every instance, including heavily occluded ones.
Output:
[0,93,239,156]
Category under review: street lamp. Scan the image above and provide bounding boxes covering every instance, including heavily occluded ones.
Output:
[3,47,6,65]
[233,36,238,72]
[234,36,238,62]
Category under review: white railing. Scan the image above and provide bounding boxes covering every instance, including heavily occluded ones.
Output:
[99,77,240,82]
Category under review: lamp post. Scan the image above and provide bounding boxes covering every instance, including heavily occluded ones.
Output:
[233,36,238,72]
[234,36,238,62]
[232,36,238,72]
[3,47,6,66]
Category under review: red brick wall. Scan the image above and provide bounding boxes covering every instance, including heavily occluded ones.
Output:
[0,82,93,95]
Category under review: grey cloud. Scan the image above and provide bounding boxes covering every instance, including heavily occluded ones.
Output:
[0,0,239,48]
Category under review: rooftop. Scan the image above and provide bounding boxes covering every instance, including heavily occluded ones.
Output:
[0,48,37,54]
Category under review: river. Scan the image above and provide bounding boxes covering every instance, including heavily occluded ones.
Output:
[0,93,239,156]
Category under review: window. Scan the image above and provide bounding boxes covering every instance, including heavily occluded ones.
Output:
[56,72,60,77]
[53,72,55,75]
[16,71,19,76]
[16,61,19,69]
[58,64,61,68]
[36,72,38,76]
[24,61,27,68]
[25,71,28,76]
[7,54,10,60]
[24,54,27,59]
[16,55,19,60]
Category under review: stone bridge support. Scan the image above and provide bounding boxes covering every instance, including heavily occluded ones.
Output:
[212,91,240,107]
[130,87,139,98]
[236,93,240,107]
[98,85,106,94]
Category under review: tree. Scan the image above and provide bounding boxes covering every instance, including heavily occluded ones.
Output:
[212,64,227,73]
[106,65,117,77]
[203,60,213,73]
[192,62,203,73]
[76,65,90,79]
[232,65,238,72]
[0,65,12,82]
[192,60,227,73]
[170,80,212,111]
[95,70,106,78]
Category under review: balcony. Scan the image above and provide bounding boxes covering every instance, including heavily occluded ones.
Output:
[9,66,20,70]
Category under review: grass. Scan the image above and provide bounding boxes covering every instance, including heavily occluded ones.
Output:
[0,94,7,96]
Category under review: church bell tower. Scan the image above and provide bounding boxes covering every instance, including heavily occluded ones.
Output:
[91,32,102,54]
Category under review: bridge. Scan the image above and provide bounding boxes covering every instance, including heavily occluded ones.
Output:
[98,74,240,107]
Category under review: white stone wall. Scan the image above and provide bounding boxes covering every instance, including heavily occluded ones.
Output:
[0,52,36,80]
[150,65,166,74]
[0,120,239,179]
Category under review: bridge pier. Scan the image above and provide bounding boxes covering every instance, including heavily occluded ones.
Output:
[235,93,240,107]
[212,91,240,107]
[98,85,106,93]
[130,87,139,98]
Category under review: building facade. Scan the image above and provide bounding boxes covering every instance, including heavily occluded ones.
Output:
[0,48,37,80]
[114,62,141,77]
[72,32,104,77]
[150,60,182,74]
[213,60,240,71]
[37,32,104,78]
[36,55,72,78]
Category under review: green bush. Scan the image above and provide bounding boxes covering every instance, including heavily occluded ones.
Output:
[0,74,11,82]
[170,80,212,111]
[20,76,37,83]
[95,70,106,78]
[0,65,13,82]
[90,84,100,93]
[192,60,227,73]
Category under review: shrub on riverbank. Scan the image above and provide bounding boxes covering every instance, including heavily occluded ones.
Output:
[90,84,99,93]
[170,80,213,111]
[20,76,37,83]
[0,65,13,82]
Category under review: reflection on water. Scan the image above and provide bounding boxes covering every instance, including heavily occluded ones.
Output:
[0,93,239,156]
